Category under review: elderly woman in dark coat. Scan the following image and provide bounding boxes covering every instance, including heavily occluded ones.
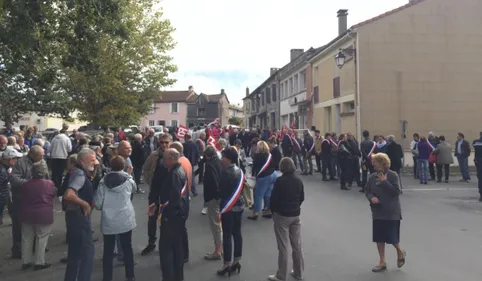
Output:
[268,157,304,281]
[365,153,405,272]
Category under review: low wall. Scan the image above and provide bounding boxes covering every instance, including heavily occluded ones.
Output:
[402,151,474,167]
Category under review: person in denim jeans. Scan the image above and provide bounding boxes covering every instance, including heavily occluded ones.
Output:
[416,137,432,184]
[248,141,277,220]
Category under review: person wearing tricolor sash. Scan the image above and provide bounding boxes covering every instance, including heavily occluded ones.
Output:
[321,133,335,181]
[216,147,244,277]
[281,128,293,158]
[301,130,314,175]
[148,148,188,281]
[249,141,278,220]
[361,130,376,189]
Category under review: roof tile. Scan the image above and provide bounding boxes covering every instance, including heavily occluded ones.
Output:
[352,0,426,28]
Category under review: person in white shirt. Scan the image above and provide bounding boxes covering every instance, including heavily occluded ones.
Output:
[48,131,72,189]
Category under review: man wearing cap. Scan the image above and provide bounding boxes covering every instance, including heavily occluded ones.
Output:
[0,148,23,225]
[10,145,45,259]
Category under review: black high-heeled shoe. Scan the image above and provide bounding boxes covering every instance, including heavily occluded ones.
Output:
[230,262,241,274]
[216,265,231,277]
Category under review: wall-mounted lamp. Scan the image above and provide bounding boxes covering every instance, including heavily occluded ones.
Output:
[335,47,356,69]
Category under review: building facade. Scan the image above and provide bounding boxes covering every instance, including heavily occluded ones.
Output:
[228,104,244,121]
[244,68,280,130]
[279,48,320,129]
[3,111,87,131]
[186,90,230,127]
[140,90,194,128]
[312,0,482,145]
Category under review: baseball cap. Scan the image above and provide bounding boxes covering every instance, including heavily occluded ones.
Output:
[2,148,24,159]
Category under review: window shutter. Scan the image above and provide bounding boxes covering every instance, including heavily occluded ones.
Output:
[169,103,172,113]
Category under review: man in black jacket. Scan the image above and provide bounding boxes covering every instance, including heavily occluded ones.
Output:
[302,131,314,175]
[345,133,362,188]
[321,133,335,181]
[202,146,224,260]
[148,148,188,281]
[360,130,376,190]
[130,134,145,194]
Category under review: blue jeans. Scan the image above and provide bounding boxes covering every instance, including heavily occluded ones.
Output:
[417,159,429,183]
[292,153,303,171]
[457,156,471,180]
[64,211,94,281]
[254,172,278,213]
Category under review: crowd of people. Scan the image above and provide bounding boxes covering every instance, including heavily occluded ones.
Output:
[0,122,481,281]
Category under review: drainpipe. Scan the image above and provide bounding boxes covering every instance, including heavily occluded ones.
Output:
[355,32,362,142]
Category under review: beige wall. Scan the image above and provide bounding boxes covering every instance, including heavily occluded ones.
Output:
[311,38,357,134]
[358,0,482,147]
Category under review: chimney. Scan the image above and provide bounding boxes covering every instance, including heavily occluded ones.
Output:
[270,68,279,76]
[290,49,304,61]
[246,87,249,97]
[221,89,225,94]
[188,85,194,93]
[337,9,348,35]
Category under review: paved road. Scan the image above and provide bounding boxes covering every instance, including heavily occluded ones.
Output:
[1,173,482,281]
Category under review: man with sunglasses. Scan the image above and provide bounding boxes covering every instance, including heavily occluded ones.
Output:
[141,133,172,256]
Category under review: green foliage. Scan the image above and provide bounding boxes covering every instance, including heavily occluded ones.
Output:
[229,117,243,126]
[0,0,176,126]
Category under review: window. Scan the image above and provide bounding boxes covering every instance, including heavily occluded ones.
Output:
[149,103,155,114]
[233,110,237,117]
[266,88,271,104]
[333,77,340,98]
[344,102,355,113]
[300,70,306,90]
[261,93,264,106]
[171,120,178,127]
[313,86,319,104]
[197,108,206,117]
[157,120,165,126]
[294,74,298,93]
[149,120,155,126]
[280,83,284,99]
[289,78,293,96]
[272,84,277,101]
[170,102,179,113]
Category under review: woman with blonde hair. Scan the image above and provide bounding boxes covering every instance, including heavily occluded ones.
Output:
[248,141,278,220]
[365,153,405,272]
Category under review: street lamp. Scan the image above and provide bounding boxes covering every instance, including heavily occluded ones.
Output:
[335,47,355,69]
[335,50,346,69]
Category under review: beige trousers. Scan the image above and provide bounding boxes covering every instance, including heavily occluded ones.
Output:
[207,199,222,245]
[242,185,253,208]
[22,223,52,265]
[273,214,304,280]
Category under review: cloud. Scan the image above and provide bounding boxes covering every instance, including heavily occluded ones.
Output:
[160,0,409,104]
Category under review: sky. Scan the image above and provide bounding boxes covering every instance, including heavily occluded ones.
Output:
[161,0,410,105]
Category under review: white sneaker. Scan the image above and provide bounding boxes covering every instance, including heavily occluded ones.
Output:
[267,275,283,281]
[201,207,208,215]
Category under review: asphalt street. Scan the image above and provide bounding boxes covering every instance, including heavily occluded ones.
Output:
[1,172,482,281]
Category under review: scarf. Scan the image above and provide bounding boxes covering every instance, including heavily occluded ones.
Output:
[376,141,387,149]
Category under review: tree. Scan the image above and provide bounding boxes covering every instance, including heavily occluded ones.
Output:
[62,0,176,126]
[228,117,243,126]
[0,0,72,124]
[0,0,176,126]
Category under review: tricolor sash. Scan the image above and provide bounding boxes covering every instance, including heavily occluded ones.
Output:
[330,139,339,148]
[367,141,377,158]
[293,138,301,152]
[309,138,315,153]
[158,182,188,224]
[427,140,435,151]
[258,153,273,176]
[220,169,245,214]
